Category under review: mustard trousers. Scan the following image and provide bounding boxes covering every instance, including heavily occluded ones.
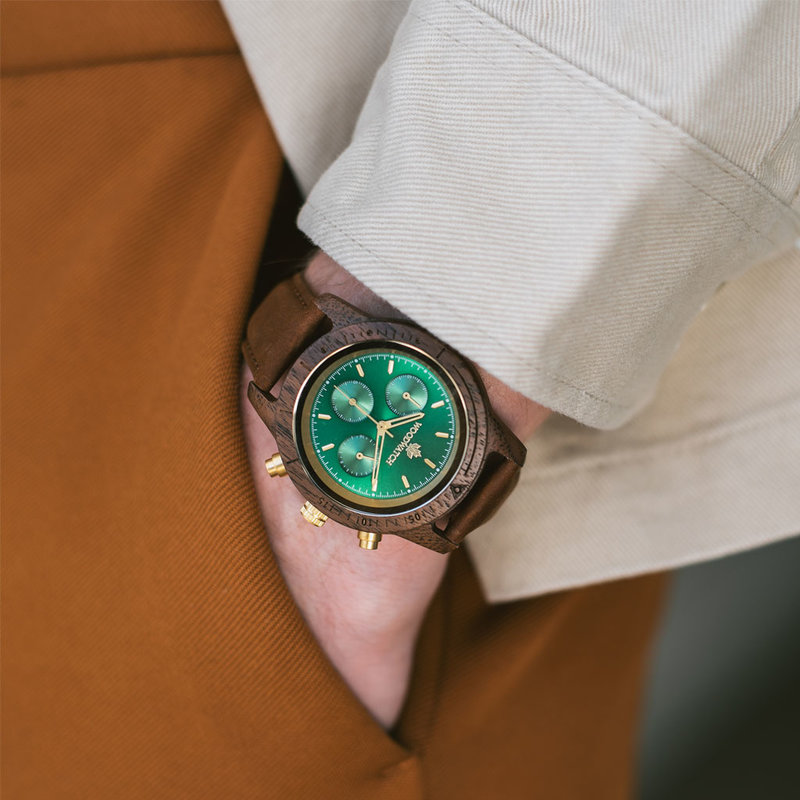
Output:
[2,3,666,797]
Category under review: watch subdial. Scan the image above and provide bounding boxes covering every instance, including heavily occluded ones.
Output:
[338,434,376,477]
[386,374,428,415]
[331,380,374,422]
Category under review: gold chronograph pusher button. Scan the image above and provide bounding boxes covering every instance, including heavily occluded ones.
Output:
[300,501,328,527]
[357,531,382,550]
[265,453,287,477]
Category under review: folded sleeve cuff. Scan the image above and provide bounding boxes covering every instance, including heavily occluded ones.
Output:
[298,0,799,429]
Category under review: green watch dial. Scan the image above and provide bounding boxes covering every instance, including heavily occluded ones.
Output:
[297,344,467,512]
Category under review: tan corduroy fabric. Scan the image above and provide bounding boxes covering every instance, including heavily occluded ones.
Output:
[2,3,665,797]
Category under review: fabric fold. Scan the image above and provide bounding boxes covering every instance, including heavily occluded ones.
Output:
[297,0,799,428]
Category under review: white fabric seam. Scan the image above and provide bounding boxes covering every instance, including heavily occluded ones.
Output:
[303,201,628,409]
[411,5,786,247]
[484,519,800,601]
[531,395,800,479]
[482,426,800,601]
[410,6,788,244]
[428,0,799,218]
[303,176,787,412]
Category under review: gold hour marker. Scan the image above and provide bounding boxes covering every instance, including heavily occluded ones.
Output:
[424,458,436,469]
[435,432,449,438]
[431,400,445,409]
[355,363,365,377]
[322,443,335,451]
[318,413,331,420]
[401,474,410,489]
[388,360,394,374]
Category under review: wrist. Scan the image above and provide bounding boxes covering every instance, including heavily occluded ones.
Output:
[304,250,401,321]
[304,250,552,442]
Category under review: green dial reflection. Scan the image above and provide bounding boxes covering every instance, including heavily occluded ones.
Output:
[298,345,465,511]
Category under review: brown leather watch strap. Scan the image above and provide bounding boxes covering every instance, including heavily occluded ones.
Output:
[439,408,526,546]
[440,457,521,547]
[244,271,526,551]
[242,272,329,394]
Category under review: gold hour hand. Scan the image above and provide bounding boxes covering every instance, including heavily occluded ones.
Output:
[385,412,425,430]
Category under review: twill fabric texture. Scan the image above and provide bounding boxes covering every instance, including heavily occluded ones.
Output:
[1,2,666,797]
[224,0,800,601]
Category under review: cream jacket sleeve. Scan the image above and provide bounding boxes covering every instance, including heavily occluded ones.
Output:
[291,0,799,429]
[222,0,800,599]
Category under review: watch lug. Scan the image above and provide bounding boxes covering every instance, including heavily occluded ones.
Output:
[315,293,372,327]
[487,412,527,467]
[247,380,277,429]
[393,525,457,554]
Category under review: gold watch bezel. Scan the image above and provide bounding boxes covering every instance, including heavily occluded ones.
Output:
[293,341,469,515]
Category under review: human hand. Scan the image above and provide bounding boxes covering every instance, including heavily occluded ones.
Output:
[241,251,551,728]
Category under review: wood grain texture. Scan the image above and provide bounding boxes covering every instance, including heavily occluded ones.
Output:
[246,280,526,551]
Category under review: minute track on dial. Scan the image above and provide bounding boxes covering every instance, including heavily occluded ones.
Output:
[300,346,463,510]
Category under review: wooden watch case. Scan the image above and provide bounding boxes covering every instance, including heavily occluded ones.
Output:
[246,295,517,551]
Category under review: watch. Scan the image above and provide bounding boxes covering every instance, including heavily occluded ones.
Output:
[242,272,526,553]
